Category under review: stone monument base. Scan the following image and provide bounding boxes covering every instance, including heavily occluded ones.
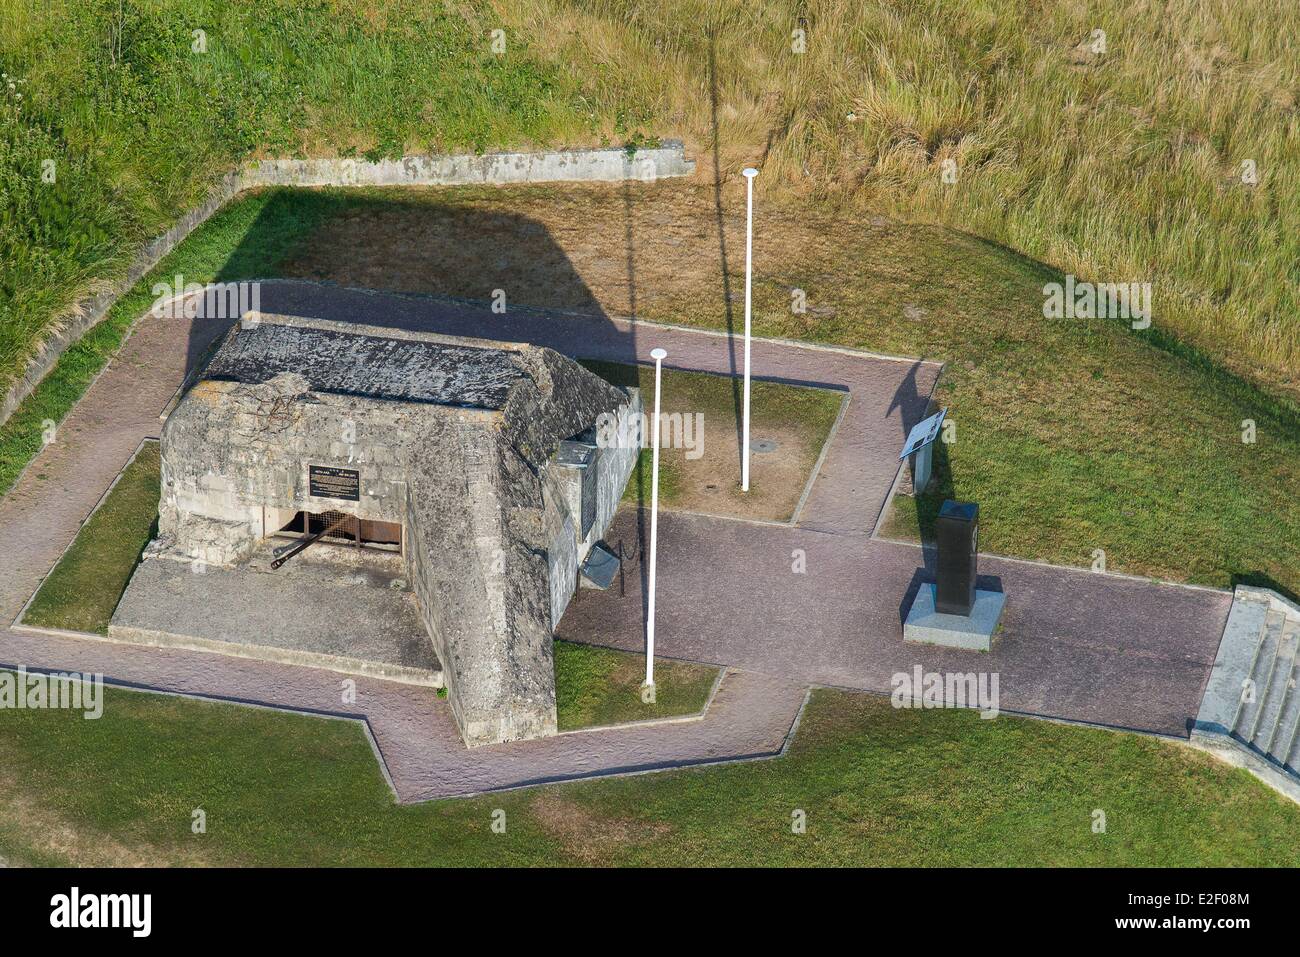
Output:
[904,584,1005,651]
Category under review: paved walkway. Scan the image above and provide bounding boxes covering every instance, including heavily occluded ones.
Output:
[0,281,1232,801]
[562,513,1229,736]
[0,627,806,802]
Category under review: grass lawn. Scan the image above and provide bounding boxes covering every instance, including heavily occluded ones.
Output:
[22,442,159,634]
[554,640,718,730]
[581,359,843,521]
[2,682,1298,867]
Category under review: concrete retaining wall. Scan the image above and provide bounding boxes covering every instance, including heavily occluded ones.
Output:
[0,141,694,428]
[250,142,695,188]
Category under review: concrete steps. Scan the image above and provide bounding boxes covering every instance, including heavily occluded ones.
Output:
[1233,610,1300,767]
[1198,587,1300,780]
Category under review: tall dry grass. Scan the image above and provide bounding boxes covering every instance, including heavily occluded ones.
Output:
[495,0,1300,396]
[3,0,1295,405]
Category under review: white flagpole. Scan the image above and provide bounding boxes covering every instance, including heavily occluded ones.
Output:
[645,347,668,690]
[741,167,758,492]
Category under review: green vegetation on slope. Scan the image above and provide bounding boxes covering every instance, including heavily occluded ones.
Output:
[4,0,1296,412]
[499,0,1300,398]
[0,187,346,496]
[0,0,597,397]
[2,684,1297,867]
[23,441,159,633]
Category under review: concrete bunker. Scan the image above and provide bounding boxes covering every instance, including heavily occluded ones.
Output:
[109,312,642,747]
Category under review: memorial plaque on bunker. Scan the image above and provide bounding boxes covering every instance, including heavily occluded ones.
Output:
[309,465,360,501]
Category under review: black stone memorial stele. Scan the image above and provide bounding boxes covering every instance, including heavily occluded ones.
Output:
[935,499,979,616]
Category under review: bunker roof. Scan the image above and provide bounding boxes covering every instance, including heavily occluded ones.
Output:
[204,320,531,409]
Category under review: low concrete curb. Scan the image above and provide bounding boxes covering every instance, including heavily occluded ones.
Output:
[102,624,444,689]
[0,141,696,428]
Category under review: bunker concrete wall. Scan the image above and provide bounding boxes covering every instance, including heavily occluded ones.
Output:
[547,513,580,633]
[157,326,637,748]
[400,355,633,747]
[159,372,419,566]
[404,418,559,747]
[589,390,642,554]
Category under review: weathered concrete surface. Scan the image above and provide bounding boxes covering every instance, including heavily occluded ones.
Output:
[150,314,640,747]
[108,543,441,686]
[206,320,534,406]
[1196,589,1273,737]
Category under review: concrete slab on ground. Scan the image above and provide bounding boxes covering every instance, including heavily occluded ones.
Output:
[106,542,441,686]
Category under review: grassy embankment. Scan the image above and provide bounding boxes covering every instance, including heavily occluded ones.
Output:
[498,0,1300,399]
[0,0,604,423]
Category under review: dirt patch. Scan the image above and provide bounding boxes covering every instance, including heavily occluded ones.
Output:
[661,421,819,521]
[582,360,844,524]
[276,180,845,331]
[0,781,211,867]
[528,793,673,865]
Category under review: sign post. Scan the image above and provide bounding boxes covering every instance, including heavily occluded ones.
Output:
[644,347,668,693]
[741,166,758,492]
[897,408,948,494]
